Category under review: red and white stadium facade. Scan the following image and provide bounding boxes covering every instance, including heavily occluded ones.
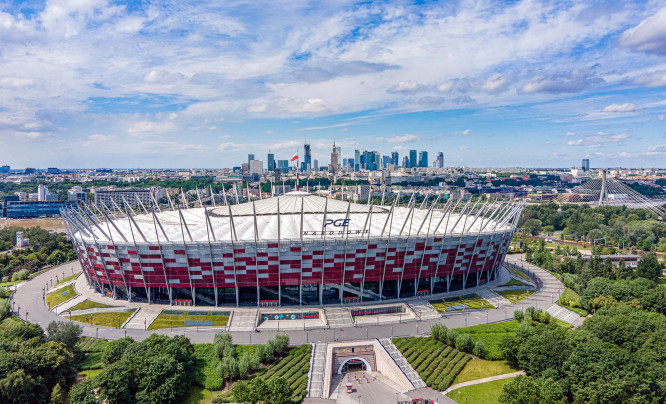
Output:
[62,192,523,306]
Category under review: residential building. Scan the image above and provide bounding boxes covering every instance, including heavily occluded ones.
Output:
[94,188,152,208]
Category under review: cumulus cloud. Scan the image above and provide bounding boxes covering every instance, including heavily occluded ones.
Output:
[564,132,577,137]
[567,132,631,147]
[620,7,666,55]
[387,81,424,94]
[127,121,177,136]
[648,144,666,152]
[377,134,420,143]
[601,103,637,112]
[481,73,509,94]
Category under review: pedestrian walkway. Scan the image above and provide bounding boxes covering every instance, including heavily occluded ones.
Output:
[477,288,511,307]
[123,307,162,330]
[546,304,584,327]
[444,371,525,394]
[53,294,86,313]
[378,338,426,389]
[228,309,258,331]
[324,307,354,328]
[406,300,440,320]
[307,343,327,398]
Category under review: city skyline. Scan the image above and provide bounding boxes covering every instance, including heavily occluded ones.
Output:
[1,1,666,168]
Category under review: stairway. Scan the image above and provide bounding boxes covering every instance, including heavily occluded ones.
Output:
[407,300,440,320]
[546,304,584,327]
[307,343,327,398]
[228,309,258,331]
[477,288,511,306]
[324,307,354,328]
[378,338,426,389]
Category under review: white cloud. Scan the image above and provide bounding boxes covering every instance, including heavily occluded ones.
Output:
[567,139,583,146]
[620,7,666,55]
[522,68,603,94]
[127,121,177,136]
[387,81,423,94]
[631,71,666,87]
[648,144,666,152]
[564,132,577,137]
[601,103,637,113]
[481,73,509,94]
[376,134,420,143]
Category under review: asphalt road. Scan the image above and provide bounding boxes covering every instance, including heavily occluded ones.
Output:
[12,254,562,344]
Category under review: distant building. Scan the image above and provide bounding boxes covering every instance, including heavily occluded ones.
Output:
[47,167,60,174]
[356,184,371,201]
[248,154,255,167]
[15,232,29,248]
[402,156,409,169]
[354,150,360,171]
[329,141,340,173]
[314,159,319,171]
[391,151,399,168]
[249,160,263,175]
[418,151,428,168]
[271,184,292,196]
[436,152,444,168]
[267,153,275,172]
[0,165,10,173]
[409,150,417,168]
[24,167,36,174]
[4,200,76,218]
[277,160,289,173]
[582,159,590,172]
[304,143,312,172]
[94,188,152,208]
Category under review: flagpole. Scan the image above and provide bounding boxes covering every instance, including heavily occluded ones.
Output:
[296,149,300,191]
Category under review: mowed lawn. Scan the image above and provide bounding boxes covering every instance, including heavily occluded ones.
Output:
[455,320,521,360]
[148,310,230,330]
[68,300,116,311]
[447,377,516,404]
[454,359,517,384]
[69,310,136,328]
[497,289,532,303]
[430,294,495,313]
[46,284,78,308]
[53,273,80,287]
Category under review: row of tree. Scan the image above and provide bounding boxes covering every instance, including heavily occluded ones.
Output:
[431,324,487,358]
[214,333,289,382]
[0,227,75,280]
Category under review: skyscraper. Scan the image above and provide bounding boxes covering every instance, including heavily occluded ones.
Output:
[391,151,399,168]
[314,159,319,171]
[329,141,340,173]
[582,159,590,171]
[267,152,275,172]
[409,150,417,168]
[418,151,428,168]
[304,143,312,172]
[402,156,409,168]
[354,149,360,171]
[248,154,255,167]
[436,152,444,168]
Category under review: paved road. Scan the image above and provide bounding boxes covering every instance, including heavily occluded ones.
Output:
[12,254,564,344]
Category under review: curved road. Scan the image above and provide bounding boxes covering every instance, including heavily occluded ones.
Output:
[12,254,563,344]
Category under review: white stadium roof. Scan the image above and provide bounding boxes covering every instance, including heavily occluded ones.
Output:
[68,191,521,243]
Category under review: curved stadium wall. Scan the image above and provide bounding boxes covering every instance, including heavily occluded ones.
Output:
[62,192,523,306]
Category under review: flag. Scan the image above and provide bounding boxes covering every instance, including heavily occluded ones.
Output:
[290,153,298,162]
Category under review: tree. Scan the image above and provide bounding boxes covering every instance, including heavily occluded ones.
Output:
[214,333,233,360]
[636,253,662,281]
[96,360,136,404]
[238,354,250,379]
[47,250,66,266]
[231,380,251,403]
[69,379,101,404]
[273,334,289,354]
[455,333,473,352]
[499,375,565,404]
[268,377,293,403]
[46,321,82,350]
[50,383,66,404]
[473,340,487,358]
[0,369,39,404]
[524,219,543,236]
[102,337,135,365]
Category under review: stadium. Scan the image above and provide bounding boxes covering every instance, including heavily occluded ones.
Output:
[61,191,523,306]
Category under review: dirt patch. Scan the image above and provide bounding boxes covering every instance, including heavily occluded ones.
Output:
[0,218,66,232]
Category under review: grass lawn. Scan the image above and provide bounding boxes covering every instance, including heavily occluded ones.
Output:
[454,359,517,384]
[430,294,495,313]
[0,280,22,287]
[45,284,78,308]
[456,321,521,360]
[69,300,116,311]
[78,352,104,370]
[78,368,103,379]
[148,311,230,330]
[178,384,218,404]
[76,338,110,353]
[69,310,136,328]
[496,289,532,303]
[54,273,79,287]
[507,266,533,282]
[500,278,530,287]
[447,377,516,404]
[0,316,23,331]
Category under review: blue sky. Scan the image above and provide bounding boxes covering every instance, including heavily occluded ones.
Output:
[1,0,666,169]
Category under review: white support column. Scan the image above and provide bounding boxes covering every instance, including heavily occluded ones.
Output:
[228,204,240,307]
[204,207,218,307]
[379,197,398,301]
[151,213,172,305]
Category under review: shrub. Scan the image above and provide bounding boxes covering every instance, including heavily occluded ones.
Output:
[514,309,524,322]
[11,269,29,282]
[473,340,487,358]
[445,329,459,346]
[455,334,473,352]
[0,300,9,320]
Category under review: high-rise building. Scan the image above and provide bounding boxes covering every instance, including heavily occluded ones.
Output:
[409,150,417,168]
[354,150,360,171]
[37,184,47,202]
[582,159,590,171]
[248,154,255,167]
[436,152,444,168]
[314,159,319,171]
[329,141,340,173]
[267,153,275,172]
[249,160,263,175]
[303,143,312,172]
[382,155,391,169]
[402,156,409,169]
[277,160,289,173]
[418,151,428,168]
[391,151,399,168]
